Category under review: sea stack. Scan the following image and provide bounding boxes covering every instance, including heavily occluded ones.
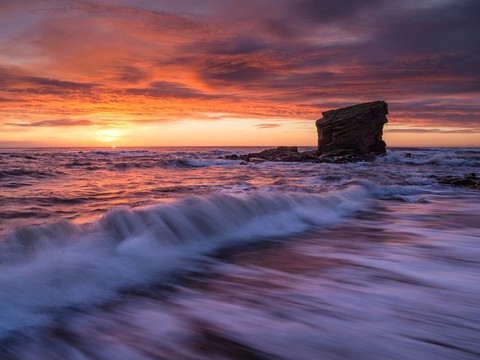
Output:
[316,101,388,158]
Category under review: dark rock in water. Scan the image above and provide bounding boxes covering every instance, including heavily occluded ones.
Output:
[316,101,388,159]
[437,173,479,190]
[224,154,239,160]
[226,146,304,163]
[273,146,298,153]
[224,143,376,164]
[223,102,389,164]
[252,146,298,161]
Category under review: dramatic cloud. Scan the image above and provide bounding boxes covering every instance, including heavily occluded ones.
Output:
[125,81,210,99]
[386,127,480,134]
[0,0,478,146]
[24,77,98,90]
[256,123,282,129]
[6,119,95,127]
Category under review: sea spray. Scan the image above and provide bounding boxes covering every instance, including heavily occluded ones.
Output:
[0,184,371,336]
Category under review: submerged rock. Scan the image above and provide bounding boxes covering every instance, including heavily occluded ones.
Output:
[252,146,298,162]
[224,145,378,164]
[437,173,479,190]
[225,146,306,163]
[316,101,388,159]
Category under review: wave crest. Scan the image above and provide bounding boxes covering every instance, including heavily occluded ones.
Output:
[0,185,371,335]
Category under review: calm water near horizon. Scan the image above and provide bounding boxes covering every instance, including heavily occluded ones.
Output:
[0,146,479,359]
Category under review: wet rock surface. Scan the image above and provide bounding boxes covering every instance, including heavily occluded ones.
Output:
[224,146,381,163]
[437,173,479,190]
[225,101,389,164]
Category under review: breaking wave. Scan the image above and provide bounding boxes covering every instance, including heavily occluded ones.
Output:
[160,158,236,168]
[383,149,480,167]
[0,184,371,336]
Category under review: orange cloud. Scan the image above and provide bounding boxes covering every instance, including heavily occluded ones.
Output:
[0,0,479,146]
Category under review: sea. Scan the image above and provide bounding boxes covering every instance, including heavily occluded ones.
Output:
[0,146,479,359]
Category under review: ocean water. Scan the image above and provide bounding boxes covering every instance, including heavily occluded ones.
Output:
[0,146,479,359]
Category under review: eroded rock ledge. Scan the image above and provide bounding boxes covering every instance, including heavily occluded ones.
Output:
[225,146,318,163]
[224,145,375,164]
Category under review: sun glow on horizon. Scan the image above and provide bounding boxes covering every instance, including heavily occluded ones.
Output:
[94,129,125,143]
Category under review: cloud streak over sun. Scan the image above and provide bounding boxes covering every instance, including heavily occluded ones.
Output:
[0,0,479,146]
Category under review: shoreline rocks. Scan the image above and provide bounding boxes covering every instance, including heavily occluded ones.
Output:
[437,173,479,190]
[224,101,389,164]
[225,146,307,163]
[224,146,376,164]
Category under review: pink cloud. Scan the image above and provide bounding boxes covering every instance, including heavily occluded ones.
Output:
[0,0,478,134]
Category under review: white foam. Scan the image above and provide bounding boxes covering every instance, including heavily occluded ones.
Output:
[0,184,372,336]
[382,150,480,167]
[180,158,238,167]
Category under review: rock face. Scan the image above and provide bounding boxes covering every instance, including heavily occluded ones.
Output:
[222,102,389,164]
[316,101,388,158]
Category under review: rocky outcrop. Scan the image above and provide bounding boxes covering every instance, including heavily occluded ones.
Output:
[223,102,389,164]
[316,101,388,159]
[437,173,479,190]
[225,146,316,163]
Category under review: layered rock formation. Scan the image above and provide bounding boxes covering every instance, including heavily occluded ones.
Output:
[222,101,389,164]
[316,101,388,159]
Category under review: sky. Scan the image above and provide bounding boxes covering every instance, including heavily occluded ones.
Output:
[0,0,479,147]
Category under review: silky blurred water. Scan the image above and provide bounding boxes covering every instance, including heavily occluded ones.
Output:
[0,147,479,359]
